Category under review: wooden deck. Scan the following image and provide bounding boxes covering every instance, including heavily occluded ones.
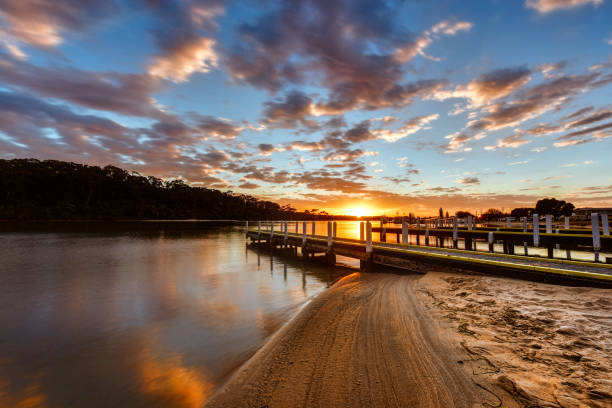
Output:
[246,228,612,286]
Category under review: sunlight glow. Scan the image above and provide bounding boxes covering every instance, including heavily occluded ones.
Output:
[342,206,375,217]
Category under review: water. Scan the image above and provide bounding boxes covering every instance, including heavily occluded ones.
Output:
[0,222,351,407]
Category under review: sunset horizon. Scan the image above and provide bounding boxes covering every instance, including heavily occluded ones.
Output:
[1,0,611,216]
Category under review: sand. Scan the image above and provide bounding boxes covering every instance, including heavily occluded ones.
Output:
[416,272,612,408]
[206,270,611,408]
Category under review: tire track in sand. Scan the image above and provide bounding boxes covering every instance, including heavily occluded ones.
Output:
[205,272,513,408]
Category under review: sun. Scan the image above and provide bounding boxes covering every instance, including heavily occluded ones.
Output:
[343,206,372,217]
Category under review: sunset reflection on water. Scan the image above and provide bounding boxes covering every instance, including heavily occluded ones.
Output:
[0,223,350,407]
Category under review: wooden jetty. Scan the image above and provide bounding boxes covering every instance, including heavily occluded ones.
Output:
[245,215,612,286]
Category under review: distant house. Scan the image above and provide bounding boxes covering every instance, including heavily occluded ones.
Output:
[574,207,612,219]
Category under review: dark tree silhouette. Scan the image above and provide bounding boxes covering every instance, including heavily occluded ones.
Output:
[480,208,505,221]
[0,159,336,221]
[510,207,532,218]
[535,198,575,218]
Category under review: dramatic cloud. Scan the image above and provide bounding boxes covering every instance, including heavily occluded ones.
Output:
[145,0,224,82]
[149,37,218,82]
[467,71,610,133]
[226,0,454,115]
[525,0,603,13]
[0,58,164,118]
[434,67,532,107]
[0,0,117,56]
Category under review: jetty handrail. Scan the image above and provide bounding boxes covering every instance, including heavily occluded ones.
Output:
[247,213,611,263]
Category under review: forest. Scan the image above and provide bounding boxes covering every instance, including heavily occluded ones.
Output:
[0,159,334,221]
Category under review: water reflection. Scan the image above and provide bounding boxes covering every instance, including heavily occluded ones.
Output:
[0,223,350,407]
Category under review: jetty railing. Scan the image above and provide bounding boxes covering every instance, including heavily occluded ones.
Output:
[246,212,611,264]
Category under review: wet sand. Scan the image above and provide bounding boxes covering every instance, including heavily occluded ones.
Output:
[207,269,612,407]
[206,272,524,408]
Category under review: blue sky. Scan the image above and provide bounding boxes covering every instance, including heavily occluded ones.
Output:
[0,0,611,215]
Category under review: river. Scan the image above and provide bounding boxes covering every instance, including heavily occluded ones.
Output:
[0,222,352,407]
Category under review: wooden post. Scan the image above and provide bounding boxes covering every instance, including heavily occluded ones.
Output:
[452,217,458,248]
[467,216,473,231]
[302,221,307,245]
[564,216,570,230]
[402,221,408,245]
[360,221,365,242]
[602,213,610,235]
[295,221,299,234]
[333,221,337,237]
[506,217,511,228]
[545,214,552,234]
[555,229,560,250]
[327,221,333,248]
[270,221,274,239]
[284,221,288,245]
[245,220,249,237]
[425,228,429,246]
[592,213,601,262]
[382,226,387,242]
[416,231,420,246]
[258,220,262,241]
[488,231,494,253]
[312,221,315,236]
[366,221,373,253]
[533,214,539,247]
[522,216,528,255]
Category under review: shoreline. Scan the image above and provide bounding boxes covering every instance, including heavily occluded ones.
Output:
[204,272,517,408]
[205,270,611,408]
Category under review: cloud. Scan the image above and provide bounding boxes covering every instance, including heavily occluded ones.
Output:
[467,71,610,133]
[443,132,471,153]
[196,116,243,139]
[395,19,473,62]
[535,61,566,78]
[148,37,218,82]
[372,114,439,142]
[343,121,375,143]
[525,0,603,13]
[261,90,317,128]
[238,182,259,189]
[225,0,450,115]
[458,177,480,185]
[0,58,164,118]
[0,0,116,56]
[434,66,532,107]
[554,121,612,146]
[144,0,224,82]
[484,132,531,150]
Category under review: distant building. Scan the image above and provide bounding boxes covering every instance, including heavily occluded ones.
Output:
[574,207,612,219]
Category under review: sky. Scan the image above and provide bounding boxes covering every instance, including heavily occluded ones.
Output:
[0,0,611,216]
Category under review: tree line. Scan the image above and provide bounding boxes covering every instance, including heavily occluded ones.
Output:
[0,159,336,221]
[449,198,575,222]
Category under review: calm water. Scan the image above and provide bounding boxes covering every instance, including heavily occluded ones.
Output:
[0,223,352,407]
[0,220,603,407]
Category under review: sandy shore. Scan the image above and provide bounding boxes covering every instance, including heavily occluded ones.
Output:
[416,272,612,408]
[205,270,611,408]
